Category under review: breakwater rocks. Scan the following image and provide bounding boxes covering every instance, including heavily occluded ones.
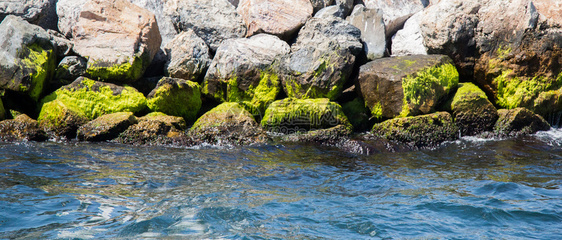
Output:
[0,0,560,153]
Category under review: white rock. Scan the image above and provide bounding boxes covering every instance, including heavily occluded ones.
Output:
[346,4,386,60]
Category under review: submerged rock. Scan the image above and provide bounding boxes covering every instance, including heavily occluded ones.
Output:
[116,112,188,145]
[279,17,362,100]
[72,0,162,83]
[237,0,313,39]
[346,4,386,60]
[165,0,246,51]
[77,112,138,142]
[202,34,289,115]
[0,114,48,141]
[449,83,498,136]
[0,15,56,101]
[190,102,267,145]
[147,77,202,122]
[261,98,351,133]
[163,30,211,81]
[372,112,459,149]
[358,55,459,119]
[494,108,550,137]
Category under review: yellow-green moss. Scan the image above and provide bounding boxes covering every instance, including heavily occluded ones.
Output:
[37,99,86,128]
[191,102,253,131]
[147,80,201,122]
[451,83,488,109]
[86,56,144,81]
[401,63,459,116]
[494,71,562,109]
[40,78,148,120]
[20,43,55,101]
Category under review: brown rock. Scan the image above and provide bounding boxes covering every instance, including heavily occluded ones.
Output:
[0,114,48,142]
[495,108,550,136]
[77,112,138,141]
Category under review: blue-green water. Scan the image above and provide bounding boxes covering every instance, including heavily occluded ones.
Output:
[0,131,561,239]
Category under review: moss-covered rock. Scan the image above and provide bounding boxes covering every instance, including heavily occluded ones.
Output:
[0,114,48,141]
[341,97,372,131]
[494,108,550,137]
[261,98,351,133]
[372,112,459,149]
[280,124,352,144]
[77,112,138,142]
[358,55,459,119]
[190,102,268,145]
[37,99,89,139]
[147,77,202,122]
[115,113,188,145]
[449,83,498,136]
[39,77,148,121]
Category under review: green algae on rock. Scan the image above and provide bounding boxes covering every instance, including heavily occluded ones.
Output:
[372,112,458,149]
[494,108,550,137]
[37,99,89,139]
[358,55,459,120]
[147,77,202,122]
[86,56,145,82]
[190,102,267,145]
[77,112,138,142]
[261,98,351,133]
[449,83,498,136]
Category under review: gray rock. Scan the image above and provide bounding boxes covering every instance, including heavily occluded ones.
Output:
[310,0,334,13]
[166,0,246,51]
[52,56,88,90]
[129,0,178,46]
[314,5,346,19]
[202,34,289,114]
[291,17,363,54]
[391,13,427,56]
[237,0,312,39]
[0,15,56,101]
[364,0,429,38]
[347,4,386,60]
[47,29,74,60]
[334,0,354,16]
[56,0,87,38]
[164,29,211,81]
[0,0,57,30]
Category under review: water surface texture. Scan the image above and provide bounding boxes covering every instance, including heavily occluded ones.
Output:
[1,131,561,239]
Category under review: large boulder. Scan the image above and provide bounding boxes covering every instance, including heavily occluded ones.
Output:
[0,16,56,101]
[116,112,188,145]
[202,34,289,115]
[237,0,312,39]
[165,0,246,51]
[358,55,459,119]
[448,82,498,136]
[77,112,138,141]
[190,102,267,145]
[147,77,202,122]
[72,0,162,83]
[372,112,459,149]
[0,114,48,142]
[261,98,351,133]
[346,4,386,60]
[0,0,57,30]
[279,17,362,100]
[494,108,550,136]
[163,29,211,81]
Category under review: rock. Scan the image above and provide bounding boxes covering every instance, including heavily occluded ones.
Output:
[77,112,138,141]
[190,102,267,145]
[228,0,239,7]
[237,0,312,39]
[495,108,550,136]
[364,0,429,38]
[280,124,352,144]
[47,29,74,60]
[310,0,334,13]
[372,111,458,149]
[52,56,88,91]
[147,77,202,122]
[38,77,148,122]
[116,112,187,145]
[449,83,498,136]
[261,98,351,133]
[0,114,48,141]
[334,0,354,16]
[0,16,56,101]
[131,76,160,96]
[0,98,4,120]
[129,0,178,46]
[346,4,386,60]
[358,55,459,119]
[202,34,289,115]
[0,0,57,30]
[72,0,162,83]
[37,99,89,139]
[279,17,362,100]
[166,0,246,51]
[341,97,371,131]
[56,0,87,38]
[391,13,427,56]
[314,5,346,19]
[163,29,211,81]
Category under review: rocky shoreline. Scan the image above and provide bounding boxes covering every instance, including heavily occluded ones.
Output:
[0,0,560,153]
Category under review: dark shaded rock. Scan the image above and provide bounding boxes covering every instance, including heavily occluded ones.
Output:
[190,102,267,145]
[47,29,74,60]
[261,98,351,133]
[0,114,48,141]
[341,97,372,131]
[448,82,498,136]
[51,56,87,92]
[0,0,57,30]
[116,112,188,145]
[164,29,211,81]
[147,77,201,122]
[77,112,138,141]
[358,55,459,119]
[0,97,5,120]
[494,108,550,137]
[372,112,459,149]
[0,15,56,101]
